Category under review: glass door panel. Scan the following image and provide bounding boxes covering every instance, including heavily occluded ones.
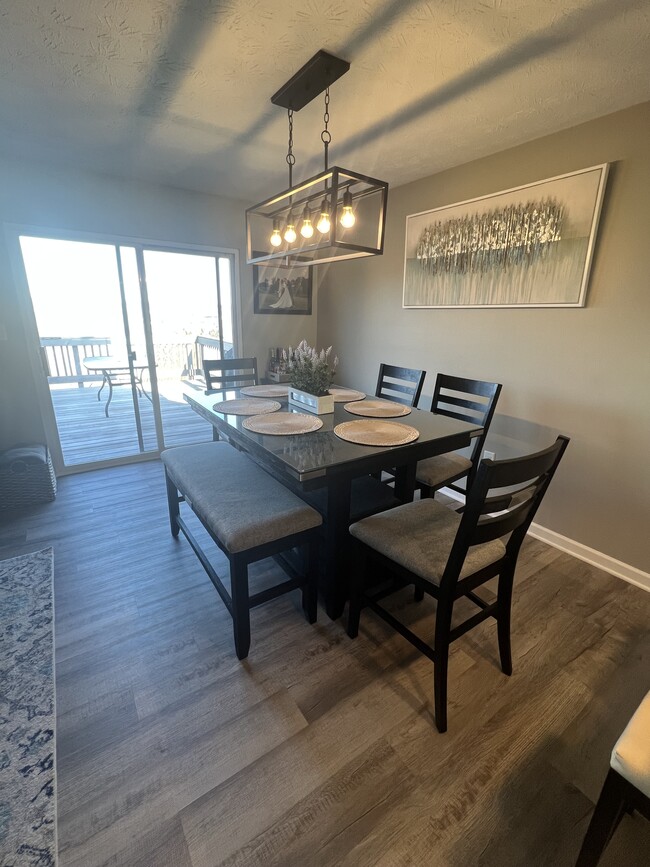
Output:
[19,236,156,467]
[141,249,236,447]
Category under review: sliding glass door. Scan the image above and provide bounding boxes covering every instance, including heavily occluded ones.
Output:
[18,233,239,472]
[140,248,236,448]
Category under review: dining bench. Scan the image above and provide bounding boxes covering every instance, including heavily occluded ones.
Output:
[161,441,322,659]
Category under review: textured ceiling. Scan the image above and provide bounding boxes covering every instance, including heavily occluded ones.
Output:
[0,0,649,202]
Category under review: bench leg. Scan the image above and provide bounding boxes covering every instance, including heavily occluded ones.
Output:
[164,470,180,538]
[230,555,251,660]
[301,537,318,625]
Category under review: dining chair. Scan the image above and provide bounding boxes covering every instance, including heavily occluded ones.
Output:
[204,357,259,442]
[203,357,259,393]
[375,363,426,408]
[347,435,570,732]
[416,374,502,499]
[575,690,650,866]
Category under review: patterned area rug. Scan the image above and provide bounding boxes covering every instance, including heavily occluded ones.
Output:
[0,548,56,866]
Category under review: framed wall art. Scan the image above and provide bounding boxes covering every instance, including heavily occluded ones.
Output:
[403,164,609,309]
[253,261,313,315]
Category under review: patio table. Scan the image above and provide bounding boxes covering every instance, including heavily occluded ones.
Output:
[83,356,152,417]
[185,389,482,619]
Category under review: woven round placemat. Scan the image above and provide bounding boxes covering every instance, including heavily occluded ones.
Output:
[343,399,411,418]
[240,384,289,398]
[328,386,365,403]
[213,398,281,416]
[334,419,419,447]
[243,412,324,435]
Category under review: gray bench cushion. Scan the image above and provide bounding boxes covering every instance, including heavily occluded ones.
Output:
[350,499,505,585]
[162,442,321,553]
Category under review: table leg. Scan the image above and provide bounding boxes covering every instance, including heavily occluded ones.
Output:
[104,374,114,418]
[97,374,107,402]
[324,476,352,620]
[393,462,417,504]
[138,369,153,403]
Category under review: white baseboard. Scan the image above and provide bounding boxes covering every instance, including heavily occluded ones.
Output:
[438,486,650,593]
[527,523,650,593]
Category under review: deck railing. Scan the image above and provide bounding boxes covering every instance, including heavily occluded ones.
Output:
[40,336,233,387]
[191,337,235,384]
[40,337,111,387]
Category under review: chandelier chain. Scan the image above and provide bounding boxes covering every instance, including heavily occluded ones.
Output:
[286,108,295,188]
[321,87,331,171]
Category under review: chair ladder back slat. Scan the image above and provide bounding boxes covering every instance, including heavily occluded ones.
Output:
[437,393,492,415]
[441,436,569,590]
[204,357,258,394]
[430,375,502,488]
[375,363,426,408]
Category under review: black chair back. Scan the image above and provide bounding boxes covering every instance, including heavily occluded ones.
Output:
[375,363,426,407]
[431,374,502,489]
[203,358,258,394]
[442,435,570,593]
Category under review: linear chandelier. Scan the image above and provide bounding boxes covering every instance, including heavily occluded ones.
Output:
[246,50,389,267]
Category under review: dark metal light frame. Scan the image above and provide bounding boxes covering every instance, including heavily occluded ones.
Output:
[245,51,389,267]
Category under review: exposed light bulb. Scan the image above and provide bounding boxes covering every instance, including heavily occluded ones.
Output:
[284,213,297,244]
[340,207,355,228]
[300,205,314,239]
[270,218,282,247]
[317,198,331,234]
[340,191,356,228]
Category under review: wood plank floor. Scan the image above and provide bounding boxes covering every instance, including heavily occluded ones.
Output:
[50,380,211,466]
[1,462,649,866]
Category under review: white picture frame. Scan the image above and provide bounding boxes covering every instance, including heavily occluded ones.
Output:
[403,164,609,309]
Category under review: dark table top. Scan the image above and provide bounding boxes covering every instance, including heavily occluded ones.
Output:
[185,388,482,488]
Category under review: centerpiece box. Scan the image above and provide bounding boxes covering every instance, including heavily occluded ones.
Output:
[288,387,334,415]
[285,340,338,415]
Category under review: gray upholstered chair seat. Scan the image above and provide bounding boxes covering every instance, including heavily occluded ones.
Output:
[350,498,505,585]
[161,442,321,553]
[415,452,472,488]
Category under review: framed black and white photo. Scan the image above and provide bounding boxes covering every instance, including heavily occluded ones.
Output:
[403,164,609,308]
[253,262,313,315]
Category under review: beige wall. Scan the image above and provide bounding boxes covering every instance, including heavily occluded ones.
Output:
[0,158,316,451]
[317,101,650,573]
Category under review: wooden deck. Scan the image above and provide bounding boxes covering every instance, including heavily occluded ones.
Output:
[50,378,213,466]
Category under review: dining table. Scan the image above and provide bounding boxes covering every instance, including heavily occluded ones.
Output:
[184,387,482,619]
